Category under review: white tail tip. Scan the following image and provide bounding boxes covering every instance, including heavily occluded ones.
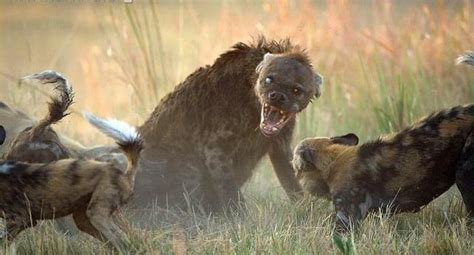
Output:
[456,52,474,66]
[83,112,139,145]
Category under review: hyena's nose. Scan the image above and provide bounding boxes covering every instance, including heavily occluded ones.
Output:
[268,91,288,104]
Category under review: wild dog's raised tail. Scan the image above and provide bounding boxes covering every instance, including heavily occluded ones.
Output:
[20,70,74,135]
[456,51,474,66]
[4,71,74,162]
[84,112,143,188]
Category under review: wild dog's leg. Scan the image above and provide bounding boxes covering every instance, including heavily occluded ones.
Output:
[333,196,358,233]
[333,191,373,233]
[86,195,129,251]
[269,138,303,200]
[72,209,107,242]
[88,214,129,251]
[112,212,131,233]
[456,131,474,219]
[203,144,242,212]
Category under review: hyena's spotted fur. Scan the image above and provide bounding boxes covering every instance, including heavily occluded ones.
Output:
[293,104,474,232]
[135,37,323,212]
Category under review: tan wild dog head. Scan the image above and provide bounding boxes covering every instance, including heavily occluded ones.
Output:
[292,133,359,198]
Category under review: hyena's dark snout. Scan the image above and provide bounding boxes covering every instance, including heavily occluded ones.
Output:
[268,91,289,105]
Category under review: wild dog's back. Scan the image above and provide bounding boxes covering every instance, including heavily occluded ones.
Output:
[355,104,474,211]
[0,159,111,218]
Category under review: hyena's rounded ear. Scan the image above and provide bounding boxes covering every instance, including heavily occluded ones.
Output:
[313,73,323,98]
[331,133,359,146]
[0,125,5,145]
[256,53,277,73]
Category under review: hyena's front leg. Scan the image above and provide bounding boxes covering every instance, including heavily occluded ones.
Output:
[269,142,303,200]
[456,131,474,220]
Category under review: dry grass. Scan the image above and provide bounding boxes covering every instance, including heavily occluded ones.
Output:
[0,0,474,254]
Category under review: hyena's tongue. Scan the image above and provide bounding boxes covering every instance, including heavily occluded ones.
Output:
[259,104,293,136]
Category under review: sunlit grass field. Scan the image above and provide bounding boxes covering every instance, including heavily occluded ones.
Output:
[1,1,474,254]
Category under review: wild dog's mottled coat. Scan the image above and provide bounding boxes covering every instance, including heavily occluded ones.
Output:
[293,104,474,231]
[0,114,142,251]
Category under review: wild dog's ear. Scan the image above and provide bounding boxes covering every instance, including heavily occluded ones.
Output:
[331,133,359,146]
[0,125,5,145]
[313,73,323,98]
[256,53,277,73]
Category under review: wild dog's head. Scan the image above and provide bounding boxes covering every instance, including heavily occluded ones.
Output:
[4,70,72,163]
[255,52,323,136]
[292,133,359,198]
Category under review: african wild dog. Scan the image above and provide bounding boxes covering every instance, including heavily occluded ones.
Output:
[293,104,474,232]
[0,113,143,251]
[135,37,323,212]
[292,52,474,232]
[1,71,127,234]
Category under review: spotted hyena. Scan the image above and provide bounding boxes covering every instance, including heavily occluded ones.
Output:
[135,37,323,212]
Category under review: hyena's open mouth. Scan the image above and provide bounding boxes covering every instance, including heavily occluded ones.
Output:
[260,103,296,136]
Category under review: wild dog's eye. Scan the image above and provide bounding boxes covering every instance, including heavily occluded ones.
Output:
[293,88,300,94]
[265,77,272,84]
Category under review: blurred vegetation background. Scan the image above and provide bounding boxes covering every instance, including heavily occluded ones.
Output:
[1,1,474,253]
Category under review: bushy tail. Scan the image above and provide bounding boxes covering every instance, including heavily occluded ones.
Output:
[83,112,143,188]
[456,52,474,66]
[20,70,74,135]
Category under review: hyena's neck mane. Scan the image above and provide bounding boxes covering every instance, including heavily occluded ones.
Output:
[210,37,310,86]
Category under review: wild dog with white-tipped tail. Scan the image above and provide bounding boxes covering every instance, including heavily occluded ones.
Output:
[0,113,142,251]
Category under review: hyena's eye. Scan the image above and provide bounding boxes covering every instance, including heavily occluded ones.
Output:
[265,77,272,84]
[293,88,300,94]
